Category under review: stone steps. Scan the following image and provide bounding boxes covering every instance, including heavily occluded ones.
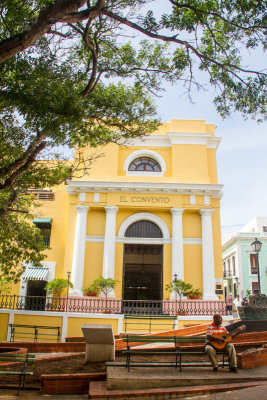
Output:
[89,380,267,400]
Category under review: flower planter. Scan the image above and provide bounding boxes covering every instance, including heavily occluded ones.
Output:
[84,293,97,297]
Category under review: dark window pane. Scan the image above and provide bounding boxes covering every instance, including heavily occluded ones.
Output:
[129,157,161,172]
[125,220,163,238]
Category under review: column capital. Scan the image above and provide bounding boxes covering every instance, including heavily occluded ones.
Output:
[199,208,214,216]
[104,206,119,214]
[75,205,89,213]
[171,208,184,216]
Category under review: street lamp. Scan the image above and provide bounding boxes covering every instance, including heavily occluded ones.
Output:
[251,238,262,294]
[66,271,71,298]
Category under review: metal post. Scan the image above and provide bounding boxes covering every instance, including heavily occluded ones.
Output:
[174,273,178,315]
[66,271,71,312]
[257,252,261,293]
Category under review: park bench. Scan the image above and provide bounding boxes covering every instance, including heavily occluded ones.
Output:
[9,323,61,343]
[0,352,35,395]
[123,315,177,333]
[107,334,229,371]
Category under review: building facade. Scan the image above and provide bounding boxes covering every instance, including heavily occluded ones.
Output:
[19,119,224,304]
[222,217,267,299]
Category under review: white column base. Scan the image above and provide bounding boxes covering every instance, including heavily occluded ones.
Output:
[203,293,218,300]
[100,289,116,298]
[169,291,177,300]
[68,288,83,296]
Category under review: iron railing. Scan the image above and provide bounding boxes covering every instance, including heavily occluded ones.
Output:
[0,294,227,316]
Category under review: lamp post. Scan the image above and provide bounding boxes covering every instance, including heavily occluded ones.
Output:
[174,273,178,315]
[66,271,71,311]
[251,238,262,294]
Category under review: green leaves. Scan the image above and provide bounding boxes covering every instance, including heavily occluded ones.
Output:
[45,278,73,296]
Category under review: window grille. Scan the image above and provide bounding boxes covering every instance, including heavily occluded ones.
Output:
[128,157,161,172]
[250,254,258,274]
[27,190,55,201]
[125,220,163,238]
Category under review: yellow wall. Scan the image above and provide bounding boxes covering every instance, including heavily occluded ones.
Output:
[0,313,9,341]
[24,118,223,303]
[67,317,118,336]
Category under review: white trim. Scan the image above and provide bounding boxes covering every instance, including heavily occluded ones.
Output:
[94,193,100,202]
[183,238,202,244]
[118,212,170,239]
[61,314,68,342]
[86,236,105,242]
[79,192,86,202]
[190,195,196,205]
[7,311,14,341]
[117,237,171,244]
[66,181,223,199]
[85,235,201,244]
[124,132,222,149]
[204,195,210,205]
[124,149,166,177]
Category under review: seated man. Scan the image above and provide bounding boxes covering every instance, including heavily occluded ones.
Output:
[205,314,238,373]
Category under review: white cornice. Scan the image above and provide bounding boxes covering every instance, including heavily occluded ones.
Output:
[124,132,222,149]
[66,180,223,198]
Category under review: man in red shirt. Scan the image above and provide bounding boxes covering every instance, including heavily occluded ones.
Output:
[205,314,238,373]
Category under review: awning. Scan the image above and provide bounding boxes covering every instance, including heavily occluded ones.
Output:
[22,267,49,282]
[33,218,52,224]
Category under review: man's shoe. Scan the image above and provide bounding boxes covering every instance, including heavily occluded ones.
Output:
[230,367,238,373]
[213,367,218,372]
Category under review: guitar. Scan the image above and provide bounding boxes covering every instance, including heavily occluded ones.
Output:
[210,324,246,351]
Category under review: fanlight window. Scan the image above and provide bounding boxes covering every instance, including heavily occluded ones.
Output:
[125,220,163,238]
[128,157,161,172]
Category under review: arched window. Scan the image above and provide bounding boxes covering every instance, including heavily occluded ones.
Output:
[128,157,161,172]
[125,220,163,238]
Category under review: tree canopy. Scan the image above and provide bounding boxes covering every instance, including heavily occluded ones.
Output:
[0,0,266,281]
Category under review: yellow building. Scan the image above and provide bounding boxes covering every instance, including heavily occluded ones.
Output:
[19,119,223,306]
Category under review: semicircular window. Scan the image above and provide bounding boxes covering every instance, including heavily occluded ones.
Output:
[128,157,161,172]
[125,220,163,238]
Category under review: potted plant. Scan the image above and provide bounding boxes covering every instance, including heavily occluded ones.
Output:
[45,278,73,297]
[83,283,100,297]
[187,289,202,299]
[166,279,201,314]
[91,276,119,313]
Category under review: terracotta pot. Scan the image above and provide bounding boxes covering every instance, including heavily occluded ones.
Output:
[84,292,97,297]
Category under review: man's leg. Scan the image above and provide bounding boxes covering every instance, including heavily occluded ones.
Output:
[225,343,237,370]
[205,345,218,370]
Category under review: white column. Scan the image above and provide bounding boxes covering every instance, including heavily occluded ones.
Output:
[200,209,218,300]
[69,205,89,296]
[170,208,184,299]
[102,206,118,297]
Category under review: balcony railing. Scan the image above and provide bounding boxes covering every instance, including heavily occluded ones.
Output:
[0,294,227,316]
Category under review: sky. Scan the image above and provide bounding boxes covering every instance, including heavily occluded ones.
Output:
[154,84,267,235]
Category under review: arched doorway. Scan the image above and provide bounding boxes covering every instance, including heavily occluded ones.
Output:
[122,220,164,314]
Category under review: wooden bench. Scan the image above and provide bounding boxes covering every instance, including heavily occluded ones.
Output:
[9,324,61,343]
[123,315,177,333]
[0,353,35,394]
[107,334,229,372]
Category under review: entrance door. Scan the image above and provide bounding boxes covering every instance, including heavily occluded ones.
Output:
[25,280,47,310]
[123,244,163,314]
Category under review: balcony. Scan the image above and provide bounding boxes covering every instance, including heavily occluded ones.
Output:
[0,294,227,316]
